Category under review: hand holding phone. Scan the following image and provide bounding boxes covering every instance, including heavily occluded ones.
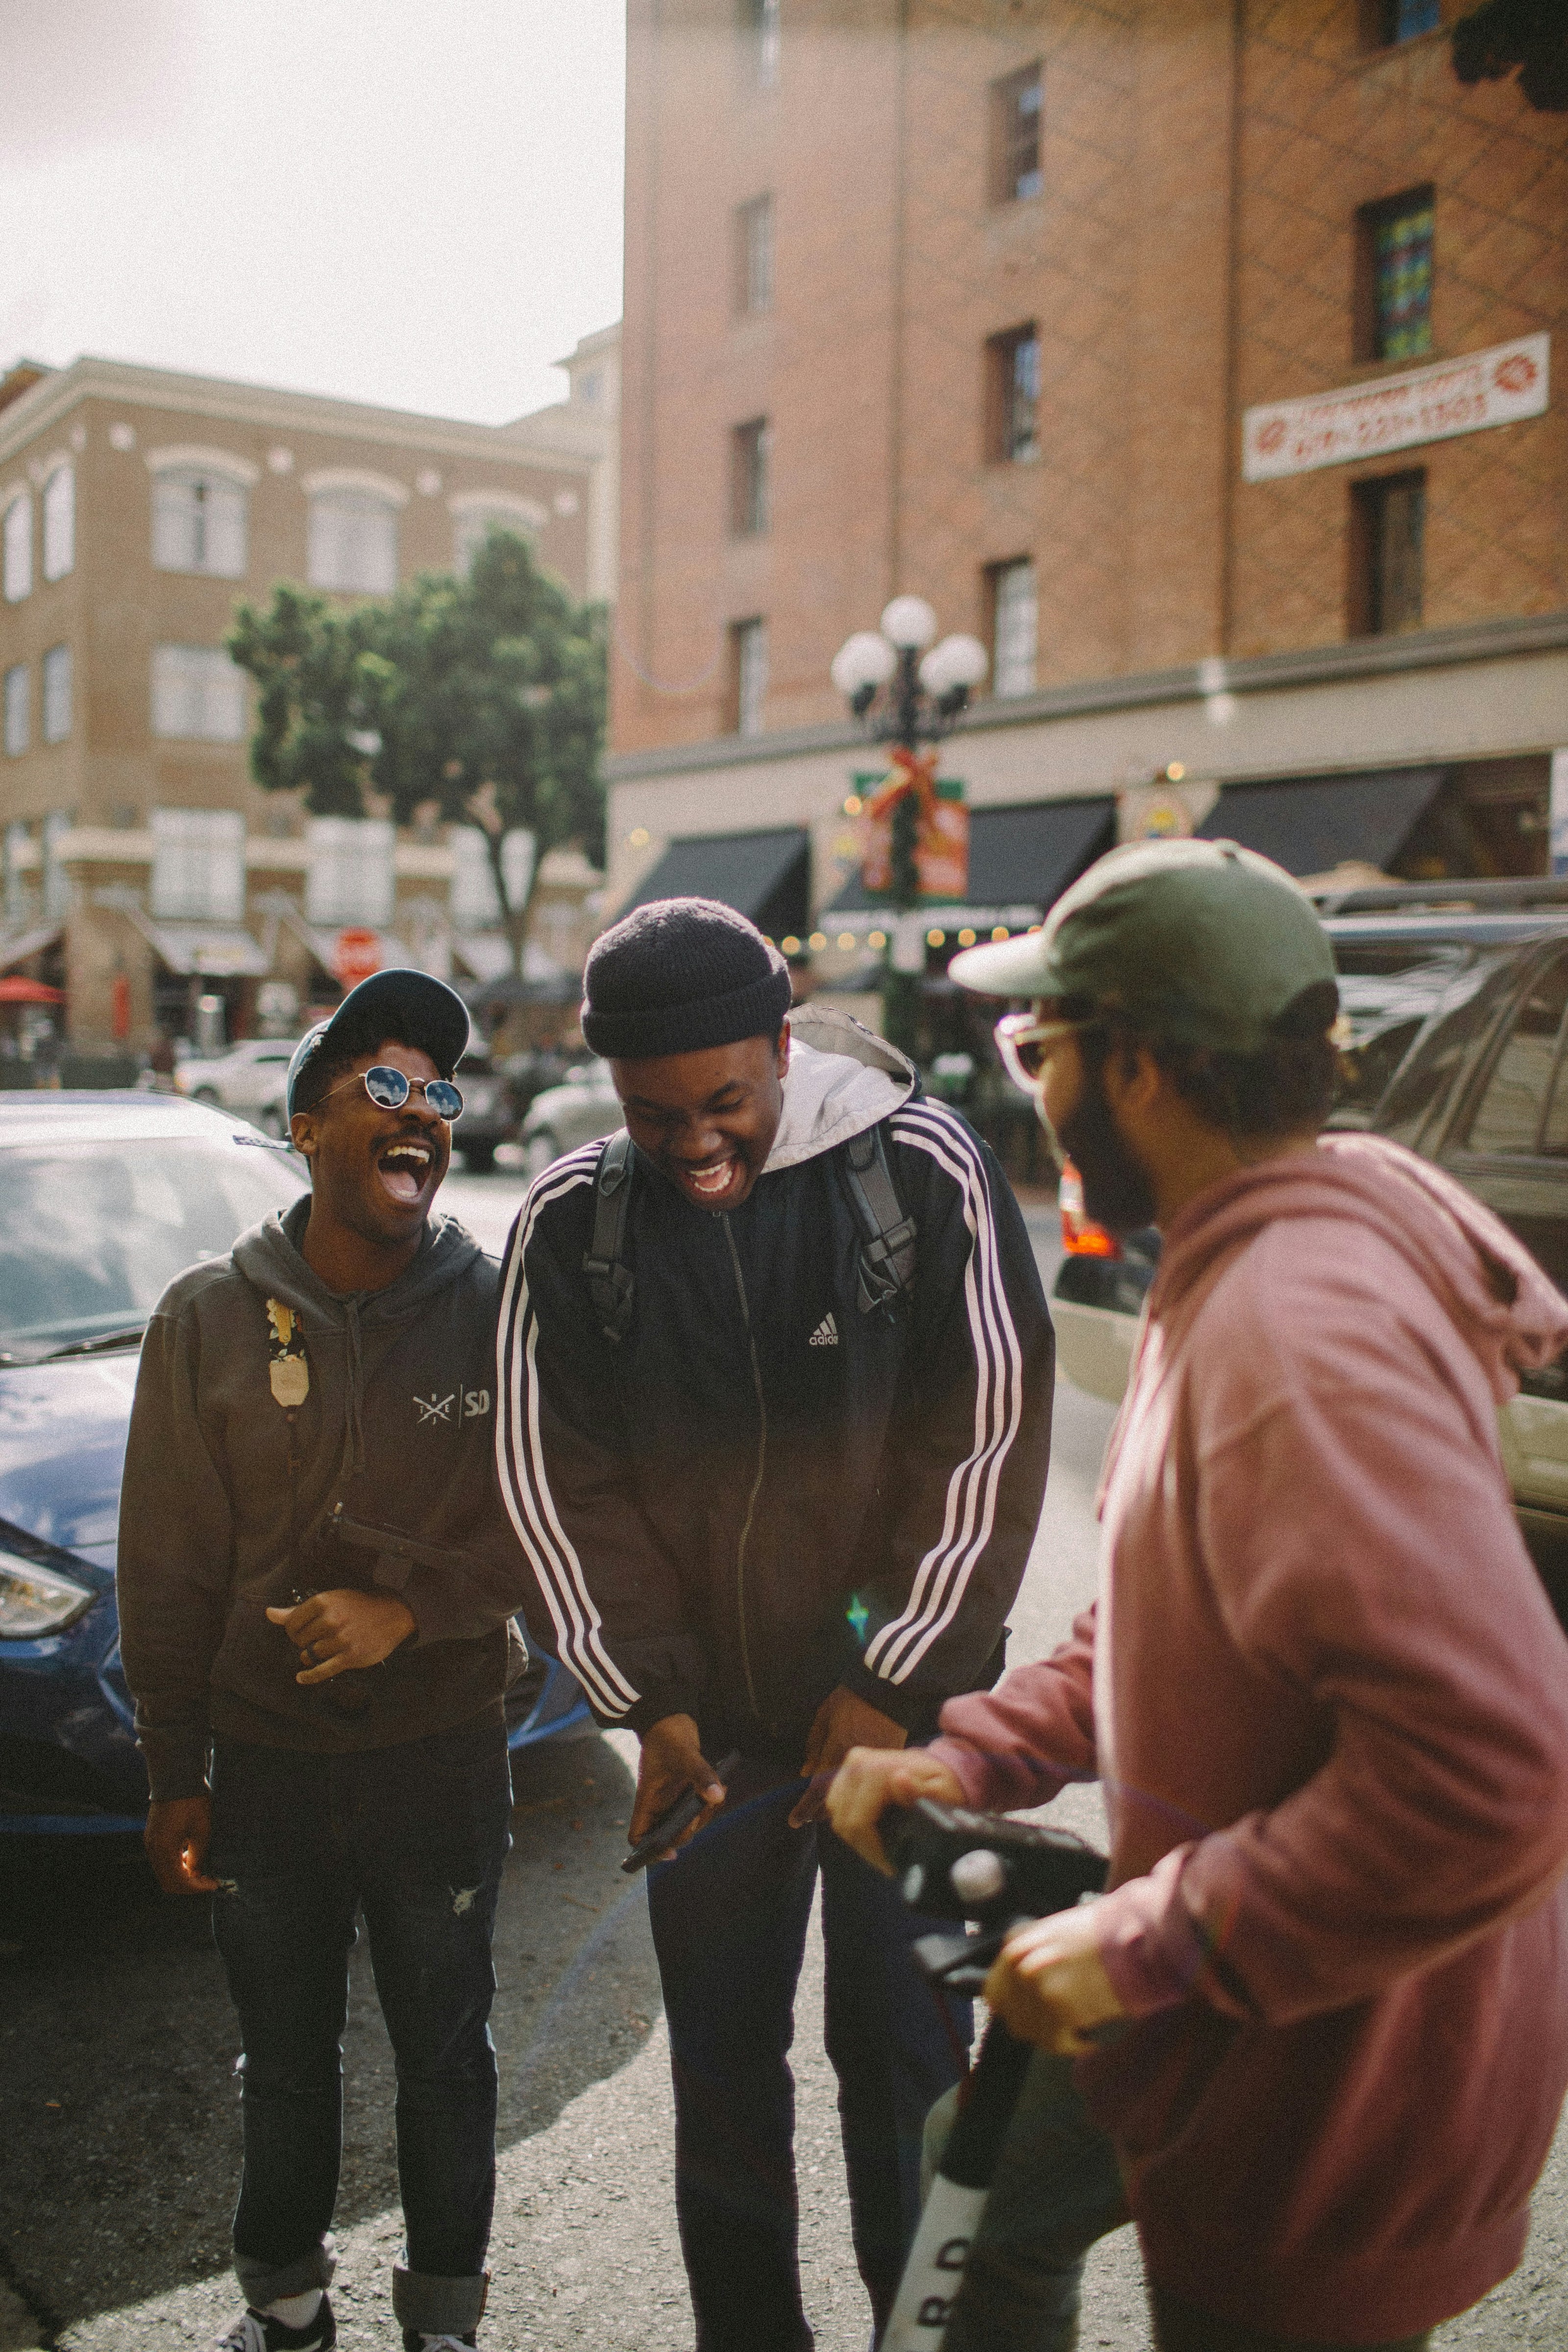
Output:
[622,1748,741,1873]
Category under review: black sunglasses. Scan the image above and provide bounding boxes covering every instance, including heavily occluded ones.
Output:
[321,1066,464,1120]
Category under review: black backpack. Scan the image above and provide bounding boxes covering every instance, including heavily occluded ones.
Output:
[582,1125,917,1346]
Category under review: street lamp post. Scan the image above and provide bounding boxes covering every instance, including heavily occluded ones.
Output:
[831,597,988,1056]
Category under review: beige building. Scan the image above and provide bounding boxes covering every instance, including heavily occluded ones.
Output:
[0,327,619,1047]
[607,1,1566,980]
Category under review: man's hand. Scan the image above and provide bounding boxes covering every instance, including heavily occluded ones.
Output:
[983,1903,1126,2056]
[790,1687,909,1828]
[265,1589,416,1683]
[822,1742,966,1869]
[630,1714,729,1858]
[144,1795,219,1895]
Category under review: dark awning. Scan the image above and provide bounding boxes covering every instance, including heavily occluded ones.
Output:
[828,795,1115,925]
[623,827,810,940]
[1197,768,1445,879]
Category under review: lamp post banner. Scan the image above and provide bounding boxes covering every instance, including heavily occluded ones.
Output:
[1242,332,1549,482]
[858,751,970,901]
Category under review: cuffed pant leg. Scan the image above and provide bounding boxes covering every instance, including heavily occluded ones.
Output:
[209,1741,355,2307]
[351,1723,513,2330]
[818,1821,972,2335]
[647,1786,820,2352]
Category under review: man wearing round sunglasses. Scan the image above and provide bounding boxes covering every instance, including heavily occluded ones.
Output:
[829,837,1568,2351]
[119,968,533,2352]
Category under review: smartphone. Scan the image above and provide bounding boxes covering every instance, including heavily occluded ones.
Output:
[621,1750,741,1873]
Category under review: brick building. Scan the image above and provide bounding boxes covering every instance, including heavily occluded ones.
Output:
[0,326,619,1045]
[607,0,1567,980]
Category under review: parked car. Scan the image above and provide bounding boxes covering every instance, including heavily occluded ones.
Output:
[451,1043,513,1174]
[175,1037,299,1133]
[0,1093,588,1838]
[1049,879,1568,1617]
[522,1059,623,1176]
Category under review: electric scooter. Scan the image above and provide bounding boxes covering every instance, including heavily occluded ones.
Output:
[880,1801,1108,2352]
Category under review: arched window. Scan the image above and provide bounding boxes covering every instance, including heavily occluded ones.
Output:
[41,465,74,582]
[3,492,32,602]
[308,489,400,594]
[153,468,248,577]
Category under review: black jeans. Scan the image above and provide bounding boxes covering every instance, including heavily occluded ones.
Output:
[646,1779,972,2352]
[208,1720,512,2340]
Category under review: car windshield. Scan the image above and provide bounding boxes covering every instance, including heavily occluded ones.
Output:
[0,1135,307,1359]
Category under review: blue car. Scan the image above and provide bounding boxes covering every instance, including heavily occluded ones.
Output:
[0,1091,589,1837]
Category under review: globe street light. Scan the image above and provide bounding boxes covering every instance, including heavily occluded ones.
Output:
[830,601,988,1051]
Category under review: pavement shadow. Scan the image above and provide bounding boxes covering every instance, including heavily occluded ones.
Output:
[0,1730,661,2338]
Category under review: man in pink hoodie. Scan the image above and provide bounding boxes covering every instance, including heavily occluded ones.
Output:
[830,839,1568,2351]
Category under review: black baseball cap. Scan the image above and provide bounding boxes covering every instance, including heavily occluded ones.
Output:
[285,968,471,1117]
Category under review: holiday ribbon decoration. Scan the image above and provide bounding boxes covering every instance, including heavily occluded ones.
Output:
[858,747,970,902]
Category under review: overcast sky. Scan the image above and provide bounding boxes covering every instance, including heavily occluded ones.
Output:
[0,0,626,424]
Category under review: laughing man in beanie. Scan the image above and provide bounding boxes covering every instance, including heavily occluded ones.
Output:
[119,970,534,2352]
[497,896,1054,2349]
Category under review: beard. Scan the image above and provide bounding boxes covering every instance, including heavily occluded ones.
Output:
[1054,1057,1158,1235]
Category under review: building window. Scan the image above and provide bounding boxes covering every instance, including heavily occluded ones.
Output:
[730,618,768,735]
[307,490,399,594]
[1356,187,1434,363]
[152,469,247,577]
[304,815,396,928]
[1351,470,1426,637]
[987,325,1041,464]
[2,494,30,602]
[989,560,1038,697]
[149,807,247,923]
[990,62,1042,204]
[151,645,248,741]
[41,644,72,744]
[740,0,781,87]
[41,465,74,582]
[3,665,27,758]
[1364,0,1441,45]
[732,418,771,537]
[736,195,775,316]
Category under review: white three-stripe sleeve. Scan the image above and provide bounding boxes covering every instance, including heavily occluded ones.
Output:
[494,1151,643,1719]
[862,1104,1028,1684]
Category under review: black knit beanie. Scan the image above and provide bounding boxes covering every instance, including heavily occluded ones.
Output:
[582,897,793,1059]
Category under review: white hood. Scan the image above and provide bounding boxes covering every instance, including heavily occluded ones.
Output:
[763,1002,916,1174]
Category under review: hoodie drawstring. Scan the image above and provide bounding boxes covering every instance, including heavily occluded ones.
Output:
[342,1296,367,1479]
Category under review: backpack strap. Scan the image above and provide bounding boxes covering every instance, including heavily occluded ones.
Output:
[839,1124,917,1318]
[582,1129,637,1345]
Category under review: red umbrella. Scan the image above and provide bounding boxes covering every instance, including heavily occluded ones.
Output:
[0,977,65,1004]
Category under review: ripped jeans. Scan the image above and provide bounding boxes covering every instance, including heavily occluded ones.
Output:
[208,1719,512,2341]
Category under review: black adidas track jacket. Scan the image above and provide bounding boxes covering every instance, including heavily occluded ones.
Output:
[496,1037,1054,1754]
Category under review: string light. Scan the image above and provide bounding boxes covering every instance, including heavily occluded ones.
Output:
[837,931,856,950]
[957,927,976,946]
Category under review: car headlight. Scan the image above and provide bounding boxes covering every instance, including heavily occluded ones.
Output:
[0,1551,95,1638]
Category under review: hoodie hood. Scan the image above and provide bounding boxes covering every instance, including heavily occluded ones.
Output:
[1154,1131,1568,1404]
[232,1199,486,1474]
[762,1003,916,1175]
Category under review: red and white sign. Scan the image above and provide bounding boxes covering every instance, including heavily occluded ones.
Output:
[333,927,382,988]
[1242,333,1549,483]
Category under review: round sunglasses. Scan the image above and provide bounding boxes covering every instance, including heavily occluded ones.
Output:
[320,1065,465,1120]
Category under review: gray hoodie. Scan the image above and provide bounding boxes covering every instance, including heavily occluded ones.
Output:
[118,1197,528,1801]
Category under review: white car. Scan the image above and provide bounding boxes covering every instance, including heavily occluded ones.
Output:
[522,1062,623,1176]
[175,1038,298,1134]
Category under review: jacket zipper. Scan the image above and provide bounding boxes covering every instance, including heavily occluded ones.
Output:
[721,1214,765,1720]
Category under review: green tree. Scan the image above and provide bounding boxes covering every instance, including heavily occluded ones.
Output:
[228,530,607,977]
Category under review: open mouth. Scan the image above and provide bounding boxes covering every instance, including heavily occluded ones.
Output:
[675,1152,743,1206]
[377,1137,436,1205]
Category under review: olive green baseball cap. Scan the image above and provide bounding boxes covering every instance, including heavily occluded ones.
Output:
[948,836,1337,1052]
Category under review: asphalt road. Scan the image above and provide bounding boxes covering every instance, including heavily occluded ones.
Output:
[1,1169,1565,2349]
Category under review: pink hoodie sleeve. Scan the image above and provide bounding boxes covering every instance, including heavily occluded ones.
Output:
[1094,1264,1568,2028]
[929,1602,1100,1810]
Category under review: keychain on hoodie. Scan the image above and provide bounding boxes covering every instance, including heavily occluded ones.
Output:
[266,1298,309,1408]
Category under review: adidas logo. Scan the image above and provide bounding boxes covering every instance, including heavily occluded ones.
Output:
[808,1313,839,1348]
